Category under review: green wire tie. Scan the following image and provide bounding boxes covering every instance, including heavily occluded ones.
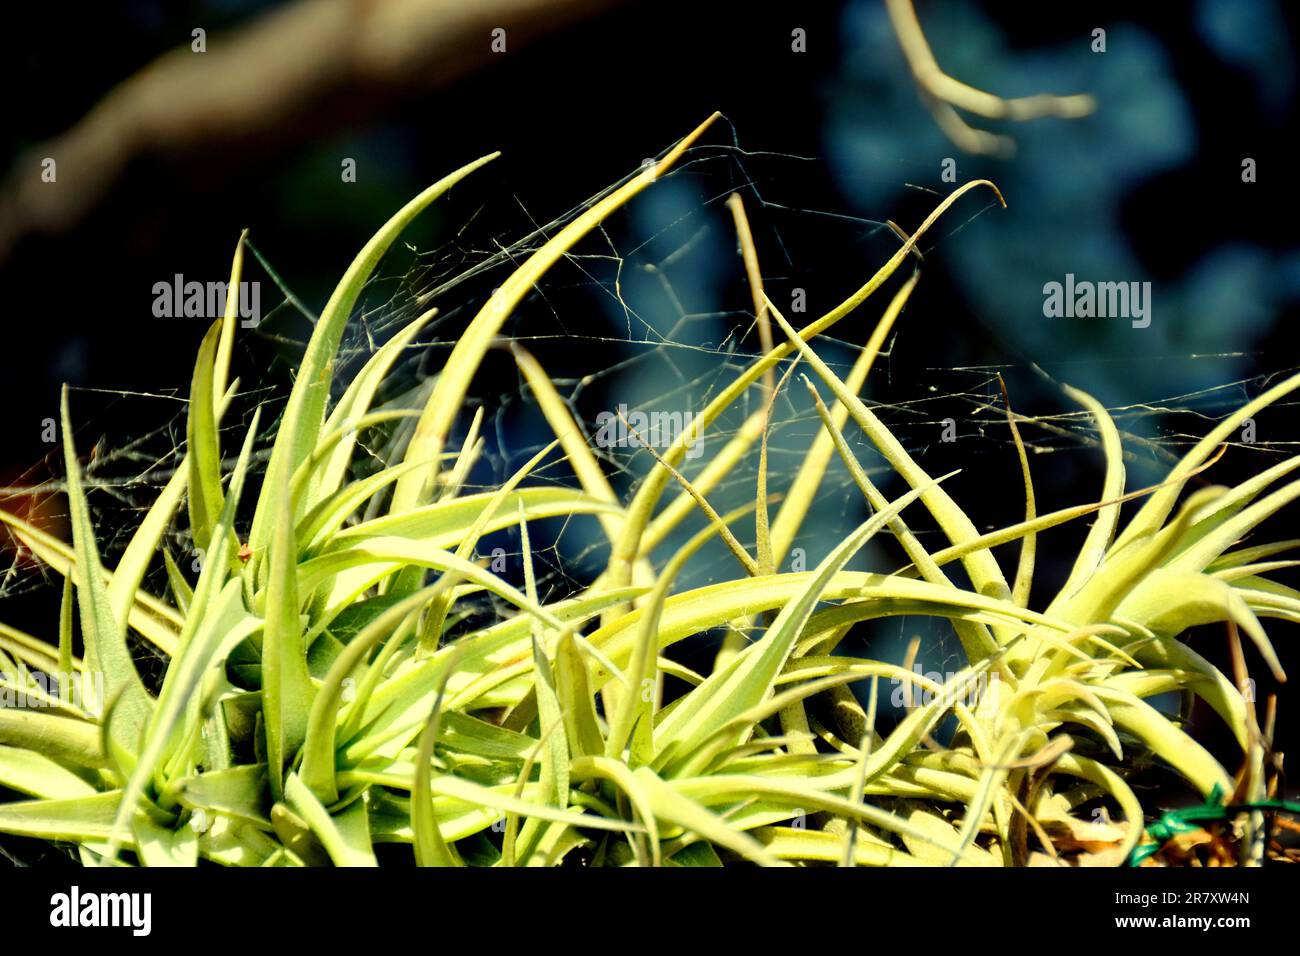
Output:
[1128,784,1300,865]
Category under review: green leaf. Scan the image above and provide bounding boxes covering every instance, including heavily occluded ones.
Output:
[340,587,646,758]
[511,344,625,547]
[0,507,181,655]
[262,441,315,801]
[804,376,1000,666]
[134,813,199,867]
[757,825,923,866]
[105,414,263,859]
[58,571,74,676]
[162,549,193,616]
[769,302,1011,613]
[0,712,104,770]
[513,514,569,865]
[1117,569,1284,681]
[61,386,153,755]
[411,658,462,867]
[771,273,918,565]
[213,230,247,400]
[672,773,975,861]
[331,487,617,550]
[1114,369,1300,553]
[0,622,61,676]
[1094,686,1233,797]
[570,755,660,866]
[391,116,720,514]
[109,578,261,858]
[632,767,782,866]
[312,307,441,509]
[604,503,747,764]
[604,180,1003,600]
[173,764,271,828]
[1053,384,1125,600]
[0,744,98,799]
[296,459,425,553]
[298,538,569,631]
[555,630,604,759]
[0,791,125,844]
[653,478,940,772]
[186,320,224,554]
[284,773,378,867]
[248,153,499,559]
[299,582,450,803]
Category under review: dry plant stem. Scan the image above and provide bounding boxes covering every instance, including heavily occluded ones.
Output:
[1226,621,1266,865]
[726,194,776,395]
[884,0,1095,157]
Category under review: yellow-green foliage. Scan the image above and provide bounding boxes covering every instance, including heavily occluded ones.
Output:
[1,115,1295,867]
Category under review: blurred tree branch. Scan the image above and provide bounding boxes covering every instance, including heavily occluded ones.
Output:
[0,0,620,258]
[885,0,1094,157]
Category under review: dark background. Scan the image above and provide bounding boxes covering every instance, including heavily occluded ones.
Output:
[1,0,1298,830]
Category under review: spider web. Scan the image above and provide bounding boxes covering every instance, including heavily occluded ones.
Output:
[1,137,1297,711]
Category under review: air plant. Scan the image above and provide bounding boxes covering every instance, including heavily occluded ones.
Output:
[0,113,1295,867]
